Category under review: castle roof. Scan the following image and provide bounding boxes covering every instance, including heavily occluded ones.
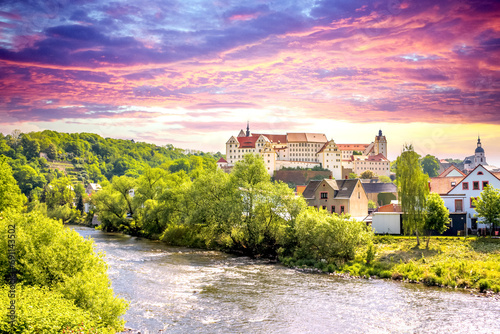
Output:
[337,144,370,151]
[287,133,327,143]
[237,135,259,148]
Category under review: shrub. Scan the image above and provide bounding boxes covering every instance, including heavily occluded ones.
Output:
[0,210,128,331]
[478,279,491,292]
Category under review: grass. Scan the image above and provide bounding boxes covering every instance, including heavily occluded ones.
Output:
[282,236,500,293]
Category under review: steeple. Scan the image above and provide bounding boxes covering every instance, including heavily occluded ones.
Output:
[378,129,382,137]
[246,121,250,137]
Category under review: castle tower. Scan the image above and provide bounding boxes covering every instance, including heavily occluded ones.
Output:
[474,136,486,167]
[374,130,387,158]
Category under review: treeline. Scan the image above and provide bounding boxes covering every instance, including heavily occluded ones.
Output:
[92,154,373,262]
[0,129,220,213]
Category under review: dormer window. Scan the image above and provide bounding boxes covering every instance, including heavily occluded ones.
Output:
[477,171,483,175]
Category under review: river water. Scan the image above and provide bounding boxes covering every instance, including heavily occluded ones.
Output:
[72,225,500,333]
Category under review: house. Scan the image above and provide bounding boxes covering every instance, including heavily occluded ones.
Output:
[429,166,466,195]
[352,153,391,177]
[440,165,500,231]
[302,178,368,218]
[361,181,398,206]
[85,183,102,195]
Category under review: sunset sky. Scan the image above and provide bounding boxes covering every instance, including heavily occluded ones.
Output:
[1,0,499,165]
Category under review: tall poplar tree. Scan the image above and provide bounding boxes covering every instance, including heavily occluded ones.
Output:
[396,144,429,245]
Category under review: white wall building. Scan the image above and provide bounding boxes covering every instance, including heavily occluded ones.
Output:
[441,165,500,229]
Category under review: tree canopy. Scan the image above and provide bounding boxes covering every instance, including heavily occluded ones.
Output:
[474,185,500,236]
[396,144,429,245]
[421,154,440,177]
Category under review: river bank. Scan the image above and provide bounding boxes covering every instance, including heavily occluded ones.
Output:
[282,235,500,295]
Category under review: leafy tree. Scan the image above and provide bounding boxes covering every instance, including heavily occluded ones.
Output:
[396,144,429,245]
[0,210,127,331]
[424,193,449,248]
[421,154,440,177]
[20,134,40,160]
[294,208,372,262]
[377,175,392,183]
[473,185,500,237]
[0,157,26,212]
[45,177,75,209]
[348,172,358,179]
[13,164,47,197]
[360,170,375,179]
[368,200,377,209]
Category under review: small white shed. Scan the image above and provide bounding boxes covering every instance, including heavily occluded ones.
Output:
[372,212,402,235]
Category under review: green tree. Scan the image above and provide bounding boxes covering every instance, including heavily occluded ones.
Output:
[421,154,440,177]
[0,210,127,331]
[396,144,429,245]
[368,200,377,209]
[21,134,40,160]
[45,177,75,209]
[0,157,26,212]
[360,170,375,179]
[473,185,500,237]
[378,175,393,183]
[13,164,47,197]
[424,193,449,248]
[348,172,358,179]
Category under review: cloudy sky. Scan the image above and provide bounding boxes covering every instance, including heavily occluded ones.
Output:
[0,0,499,164]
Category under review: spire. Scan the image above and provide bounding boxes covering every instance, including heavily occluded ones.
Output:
[378,129,382,137]
[246,121,250,137]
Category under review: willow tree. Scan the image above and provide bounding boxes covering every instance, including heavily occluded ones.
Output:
[396,144,429,245]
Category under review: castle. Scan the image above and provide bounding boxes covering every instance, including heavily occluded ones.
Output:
[220,124,390,179]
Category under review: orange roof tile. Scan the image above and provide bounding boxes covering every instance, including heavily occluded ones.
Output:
[429,176,465,195]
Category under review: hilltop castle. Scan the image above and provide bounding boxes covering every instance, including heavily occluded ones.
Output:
[219,123,390,179]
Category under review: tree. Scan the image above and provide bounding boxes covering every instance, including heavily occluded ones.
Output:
[0,157,26,212]
[473,185,500,237]
[360,170,375,179]
[348,172,358,179]
[424,193,449,248]
[421,154,440,177]
[45,177,75,209]
[396,144,429,245]
[13,165,47,197]
[368,200,377,209]
[378,175,393,183]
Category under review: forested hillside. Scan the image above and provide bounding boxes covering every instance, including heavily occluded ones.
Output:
[0,129,222,200]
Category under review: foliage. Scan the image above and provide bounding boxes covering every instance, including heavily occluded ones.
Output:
[424,193,449,248]
[294,208,373,263]
[420,154,440,177]
[378,175,393,183]
[0,210,127,331]
[360,170,375,179]
[348,172,358,179]
[368,200,377,209]
[396,144,429,245]
[0,157,26,212]
[45,177,75,210]
[473,185,500,237]
[0,285,115,334]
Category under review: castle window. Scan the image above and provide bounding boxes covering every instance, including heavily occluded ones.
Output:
[473,181,479,190]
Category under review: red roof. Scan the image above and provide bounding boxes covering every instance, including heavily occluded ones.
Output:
[237,135,259,148]
[366,153,389,162]
[217,157,227,163]
[438,165,466,177]
[337,144,370,151]
[252,133,288,144]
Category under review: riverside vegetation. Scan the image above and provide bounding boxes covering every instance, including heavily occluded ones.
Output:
[1,130,499,332]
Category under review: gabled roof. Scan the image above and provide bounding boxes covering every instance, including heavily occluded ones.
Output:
[217,157,227,163]
[429,176,464,195]
[317,140,339,153]
[237,135,259,148]
[302,180,322,199]
[447,164,500,195]
[438,165,466,177]
[335,179,360,199]
[365,153,389,162]
[255,134,287,144]
[287,133,327,143]
[362,182,397,194]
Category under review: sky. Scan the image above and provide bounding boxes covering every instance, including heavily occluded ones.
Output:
[0,0,499,165]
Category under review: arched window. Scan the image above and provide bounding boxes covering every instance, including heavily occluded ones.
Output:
[478,171,483,175]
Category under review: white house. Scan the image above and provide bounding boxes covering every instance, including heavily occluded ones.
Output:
[441,165,500,230]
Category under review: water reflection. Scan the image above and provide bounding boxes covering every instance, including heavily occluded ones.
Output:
[72,226,500,333]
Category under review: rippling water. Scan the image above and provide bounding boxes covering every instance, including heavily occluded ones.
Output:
[72,225,500,333]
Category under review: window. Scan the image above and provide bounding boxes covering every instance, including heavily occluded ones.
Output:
[478,171,483,175]
[483,181,489,189]
[322,206,327,210]
[455,199,463,212]
[320,192,328,199]
[473,181,480,190]
[340,205,345,213]
[451,182,456,186]
[470,197,477,208]
[462,182,469,190]
[331,206,335,213]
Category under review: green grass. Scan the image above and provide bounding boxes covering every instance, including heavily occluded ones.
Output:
[282,236,500,293]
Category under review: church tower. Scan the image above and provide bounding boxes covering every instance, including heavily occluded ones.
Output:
[374,130,387,158]
[474,136,487,167]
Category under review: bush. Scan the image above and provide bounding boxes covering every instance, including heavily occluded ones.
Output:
[478,279,491,292]
[0,210,128,331]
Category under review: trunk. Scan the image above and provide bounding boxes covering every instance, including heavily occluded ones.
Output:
[416,229,420,246]
[426,230,431,249]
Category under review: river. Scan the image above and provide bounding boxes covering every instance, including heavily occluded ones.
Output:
[72,225,500,333]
